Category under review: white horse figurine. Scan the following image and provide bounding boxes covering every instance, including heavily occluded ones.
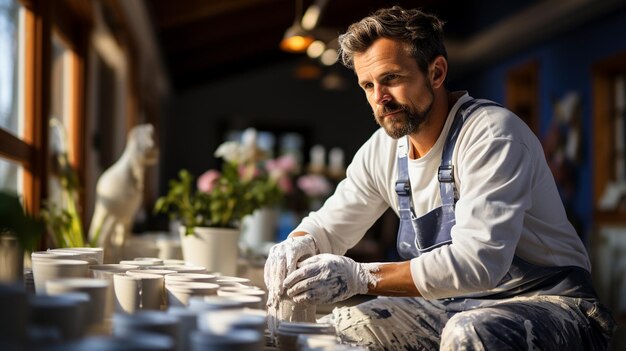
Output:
[88,124,158,263]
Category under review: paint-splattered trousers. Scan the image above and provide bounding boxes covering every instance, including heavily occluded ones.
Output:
[319,295,615,350]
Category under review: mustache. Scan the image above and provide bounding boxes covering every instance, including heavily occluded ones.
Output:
[375,102,409,119]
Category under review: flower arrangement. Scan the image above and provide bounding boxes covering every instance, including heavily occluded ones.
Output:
[41,119,85,248]
[155,130,297,234]
[297,173,334,211]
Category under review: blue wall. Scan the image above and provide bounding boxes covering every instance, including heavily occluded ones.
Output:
[457,8,626,244]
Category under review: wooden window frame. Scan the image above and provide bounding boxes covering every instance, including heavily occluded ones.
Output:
[0,0,89,243]
[592,50,626,224]
[0,0,50,214]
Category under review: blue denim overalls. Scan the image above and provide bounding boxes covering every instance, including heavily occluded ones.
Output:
[395,98,597,299]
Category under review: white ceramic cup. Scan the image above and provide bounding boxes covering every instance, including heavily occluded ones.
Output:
[214,276,251,287]
[133,257,163,265]
[45,278,109,326]
[163,259,186,266]
[278,297,317,323]
[114,273,164,313]
[151,265,207,274]
[119,260,160,269]
[217,286,266,305]
[113,273,141,313]
[220,295,263,309]
[197,309,266,335]
[112,311,179,348]
[31,259,89,294]
[32,250,82,260]
[55,333,175,351]
[167,306,199,351]
[188,296,247,311]
[43,291,91,337]
[156,238,183,260]
[297,334,341,351]
[89,264,140,317]
[166,282,219,307]
[0,283,28,342]
[164,273,216,285]
[90,264,141,279]
[127,269,176,277]
[276,322,335,351]
[28,294,85,340]
[48,247,104,265]
[190,329,262,351]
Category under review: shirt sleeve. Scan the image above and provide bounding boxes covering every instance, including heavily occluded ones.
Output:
[410,134,534,299]
[293,133,391,255]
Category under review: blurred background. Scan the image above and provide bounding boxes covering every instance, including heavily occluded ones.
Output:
[1,0,626,347]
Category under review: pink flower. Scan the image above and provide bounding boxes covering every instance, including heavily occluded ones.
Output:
[239,164,261,180]
[197,170,221,193]
[297,174,332,197]
[266,154,298,173]
[277,175,293,193]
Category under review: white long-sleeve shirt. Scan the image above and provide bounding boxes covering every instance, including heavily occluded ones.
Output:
[293,92,591,300]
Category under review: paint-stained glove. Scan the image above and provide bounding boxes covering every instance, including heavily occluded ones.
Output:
[283,253,380,305]
[264,235,318,308]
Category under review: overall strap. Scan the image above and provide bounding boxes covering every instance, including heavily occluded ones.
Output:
[438,99,502,206]
[395,137,412,222]
[395,98,503,219]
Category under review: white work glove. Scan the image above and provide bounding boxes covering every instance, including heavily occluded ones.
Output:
[283,253,379,305]
[264,235,318,308]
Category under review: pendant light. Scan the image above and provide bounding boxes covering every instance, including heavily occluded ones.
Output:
[280,0,314,53]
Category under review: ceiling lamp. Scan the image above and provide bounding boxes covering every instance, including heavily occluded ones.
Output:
[280,25,314,53]
[280,0,314,53]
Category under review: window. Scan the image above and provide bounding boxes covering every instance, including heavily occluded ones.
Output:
[0,158,21,193]
[48,32,74,205]
[0,0,25,195]
[0,0,21,137]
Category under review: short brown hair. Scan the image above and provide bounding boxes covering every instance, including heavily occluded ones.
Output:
[338,6,447,73]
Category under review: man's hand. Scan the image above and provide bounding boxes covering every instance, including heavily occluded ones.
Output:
[264,234,318,308]
[283,254,380,305]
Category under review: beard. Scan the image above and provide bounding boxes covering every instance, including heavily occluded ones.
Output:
[374,84,434,139]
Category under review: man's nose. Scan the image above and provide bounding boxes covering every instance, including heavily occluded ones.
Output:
[374,85,391,105]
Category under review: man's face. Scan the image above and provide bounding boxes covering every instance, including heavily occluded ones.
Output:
[354,38,434,139]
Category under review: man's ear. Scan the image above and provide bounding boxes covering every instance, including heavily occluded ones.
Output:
[430,56,447,89]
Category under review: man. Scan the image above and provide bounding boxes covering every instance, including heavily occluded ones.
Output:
[265,6,615,350]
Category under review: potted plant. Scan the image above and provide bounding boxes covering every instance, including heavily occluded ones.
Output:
[155,129,295,275]
[40,124,86,249]
[0,191,44,282]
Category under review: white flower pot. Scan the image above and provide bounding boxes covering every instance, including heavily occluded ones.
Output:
[240,207,278,249]
[179,226,240,276]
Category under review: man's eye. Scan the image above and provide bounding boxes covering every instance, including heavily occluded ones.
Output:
[362,83,373,90]
[385,74,398,82]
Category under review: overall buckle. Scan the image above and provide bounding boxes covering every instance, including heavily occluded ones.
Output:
[438,165,454,183]
[395,180,410,195]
